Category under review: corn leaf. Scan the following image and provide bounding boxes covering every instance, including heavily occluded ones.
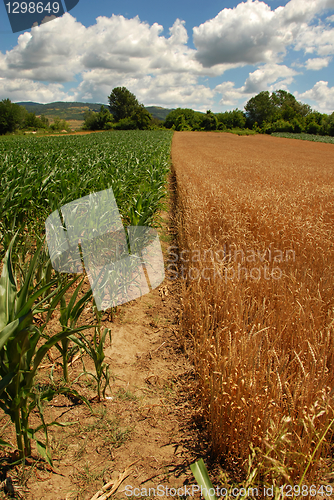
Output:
[190,459,217,500]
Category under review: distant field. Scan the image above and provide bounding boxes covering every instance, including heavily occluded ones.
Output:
[271,131,334,144]
[63,119,84,130]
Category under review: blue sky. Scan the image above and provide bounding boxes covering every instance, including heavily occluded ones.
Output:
[0,0,333,113]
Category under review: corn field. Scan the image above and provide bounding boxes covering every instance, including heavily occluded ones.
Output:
[0,130,173,464]
[0,130,173,254]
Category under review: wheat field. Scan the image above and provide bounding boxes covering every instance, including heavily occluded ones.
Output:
[171,131,334,485]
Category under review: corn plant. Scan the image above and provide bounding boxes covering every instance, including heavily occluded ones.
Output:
[39,275,94,383]
[0,237,90,463]
[72,308,112,401]
[190,459,217,500]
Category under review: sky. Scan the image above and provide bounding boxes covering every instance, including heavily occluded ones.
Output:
[0,0,334,113]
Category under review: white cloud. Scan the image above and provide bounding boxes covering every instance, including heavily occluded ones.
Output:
[74,71,215,110]
[294,23,334,57]
[305,57,331,70]
[0,78,70,102]
[296,81,334,113]
[215,63,298,107]
[193,0,334,68]
[0,12,216,106]
[193,1,280,67]
[2,15,85,82]
[215,81,245,107]
[243,63,298,93]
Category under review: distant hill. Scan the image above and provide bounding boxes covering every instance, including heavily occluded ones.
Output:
[145,106,174,121]
[16,101,174,123]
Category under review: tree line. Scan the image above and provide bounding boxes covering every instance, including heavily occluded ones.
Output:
[0,98,72,135]
[1,87,333,136]
[0,87,154,135]
[163,90,334,136]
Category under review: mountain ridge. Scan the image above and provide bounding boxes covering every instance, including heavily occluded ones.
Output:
[16,101,174,123]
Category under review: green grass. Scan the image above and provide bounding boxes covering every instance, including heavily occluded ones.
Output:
[271,132,334,143]
[214,128,257,136]
[228,128,257,136]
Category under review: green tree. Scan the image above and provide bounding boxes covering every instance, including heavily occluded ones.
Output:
[245,89,313,130]
[23,111,48,130]
[271,90,311,121]
[131,104,152,130]
[83,105,114,131]
[39,115,49,128]
[96,105,114,129]
[245,91,277,127]
[200,110,218,131]
[164,108,201,130]
[216,109,246,129]
[175,114,192,131]
[108,87,140,122]
[0,99,26,135]
[83,110,98,130]
[322,112,334,136]
[107,87,152,129]
[114,117,137,130]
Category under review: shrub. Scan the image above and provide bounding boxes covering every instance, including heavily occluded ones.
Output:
[164,108,201,130]
[306,121,321,135]
[200,111,218,131]
[114,117,137,130]
[291,117,304,133]
[83,106,114,131]
[175,114,192,131]
[50,117,70,132]
[216,109,246,129]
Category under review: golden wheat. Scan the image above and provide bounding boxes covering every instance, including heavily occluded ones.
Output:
[172,131,334,483]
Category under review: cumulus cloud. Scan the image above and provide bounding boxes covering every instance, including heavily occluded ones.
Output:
[2,15,85,82]
[215,63,298,107]
[0,12,216,107]
[193,1,279,67]
[215,81,245,107]
[243,63,298,93]
[294,23,334,56]
[305,57,331,70]
[0,78,70,102]
[296,81,334,114]
[193,0,334,68]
